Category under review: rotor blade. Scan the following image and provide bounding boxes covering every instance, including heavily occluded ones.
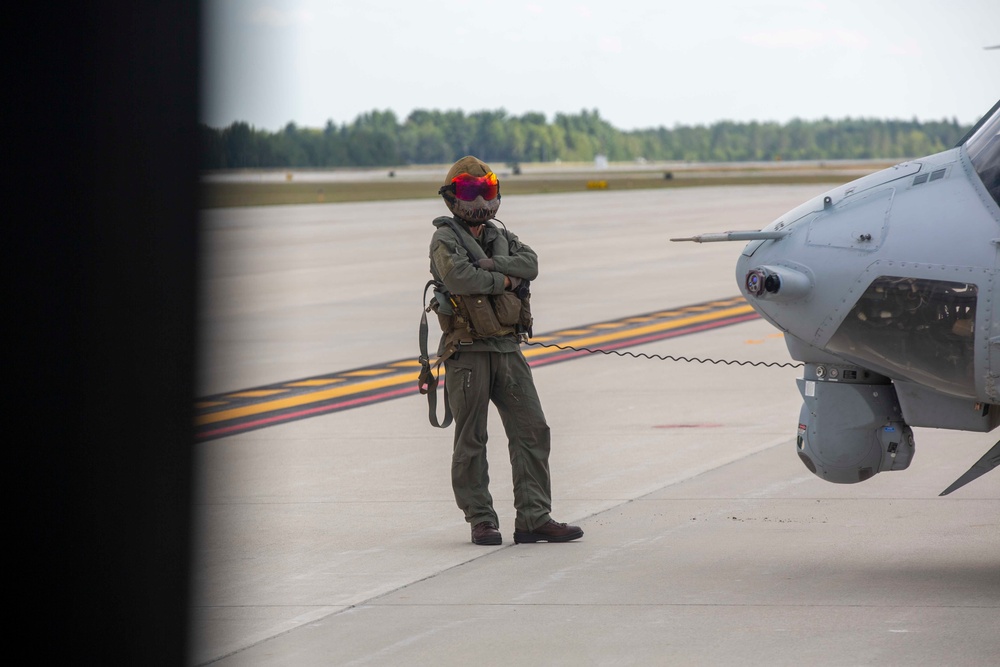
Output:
[939,440,1000,496]
[670,230,789,243]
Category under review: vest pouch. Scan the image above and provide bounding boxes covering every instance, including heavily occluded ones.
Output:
[433,290,454,316]
[518,294,533,332]
[432,290,454,332]
[492,291,522,327]
[463,295,503,338]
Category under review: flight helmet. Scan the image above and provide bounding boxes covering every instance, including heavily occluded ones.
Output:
[438,155,500,224]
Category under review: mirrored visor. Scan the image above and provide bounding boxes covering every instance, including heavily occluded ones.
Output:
[451,172,499,201]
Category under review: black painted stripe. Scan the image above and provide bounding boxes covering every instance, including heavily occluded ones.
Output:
[195,296,759,441]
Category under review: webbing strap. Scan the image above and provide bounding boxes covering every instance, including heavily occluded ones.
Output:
[418,280,453,428]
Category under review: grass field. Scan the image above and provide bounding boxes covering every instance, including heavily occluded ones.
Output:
[199,162,896,208]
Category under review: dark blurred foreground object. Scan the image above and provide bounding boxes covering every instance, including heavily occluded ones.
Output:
[8,3,200,664]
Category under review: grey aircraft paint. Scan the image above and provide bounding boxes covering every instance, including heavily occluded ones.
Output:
[675,99,1000,495]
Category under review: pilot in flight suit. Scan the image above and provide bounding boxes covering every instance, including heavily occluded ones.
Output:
[427,155,584,546]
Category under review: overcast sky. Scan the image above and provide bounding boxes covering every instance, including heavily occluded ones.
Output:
[201,0,999,132]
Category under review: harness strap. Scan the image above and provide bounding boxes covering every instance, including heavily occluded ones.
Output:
[418,280,453,428]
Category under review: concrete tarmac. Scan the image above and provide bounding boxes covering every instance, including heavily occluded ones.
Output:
[191,185,999,666]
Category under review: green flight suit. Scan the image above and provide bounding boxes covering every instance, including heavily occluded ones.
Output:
[429,216,552,532]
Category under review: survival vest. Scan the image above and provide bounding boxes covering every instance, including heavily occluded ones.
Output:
[417,218,533,427]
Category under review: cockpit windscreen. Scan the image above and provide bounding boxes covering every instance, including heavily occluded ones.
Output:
[964,100,1000,205]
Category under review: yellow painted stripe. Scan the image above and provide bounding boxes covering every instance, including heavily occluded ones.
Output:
[228,389,288,398]
[390,360,424,367]
[565,305,753,348]
[286,379,344,387]
[197,303,755,426]
[197,372,422,426]
[521,305,753,358]
[555,329,593,335]
[342,369,392,377]
[591,323,626,329]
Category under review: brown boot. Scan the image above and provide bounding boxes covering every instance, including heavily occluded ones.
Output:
[514,519,584,544]
[471,521,502,545]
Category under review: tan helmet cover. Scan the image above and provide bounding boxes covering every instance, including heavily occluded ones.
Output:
[441,155,500,224]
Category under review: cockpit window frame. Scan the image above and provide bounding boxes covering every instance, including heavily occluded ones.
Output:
[958,99,1000,147]
[961,99,1000,206]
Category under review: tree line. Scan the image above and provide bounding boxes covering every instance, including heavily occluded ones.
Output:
[200,108,971,170]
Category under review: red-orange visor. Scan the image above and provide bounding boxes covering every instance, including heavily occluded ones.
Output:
[450,172,499,201]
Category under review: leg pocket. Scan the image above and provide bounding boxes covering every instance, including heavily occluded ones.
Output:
[444,358,476,413]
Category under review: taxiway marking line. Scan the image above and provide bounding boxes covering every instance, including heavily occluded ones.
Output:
[195,314,760,440]
[521,304,753,358]
[197,386,417,440]
[195,303,755,427]
[196,373,421,426]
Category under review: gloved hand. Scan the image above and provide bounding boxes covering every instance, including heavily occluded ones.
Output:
[475,258,496,271]
[506,276,522,291]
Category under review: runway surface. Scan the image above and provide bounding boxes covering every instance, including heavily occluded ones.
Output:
[191,185,999,666]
